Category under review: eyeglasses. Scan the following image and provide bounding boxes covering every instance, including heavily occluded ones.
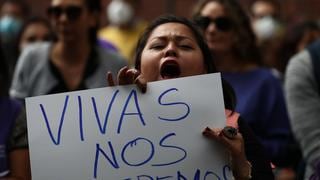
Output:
[194,16,233,32]
[47,6,83,21]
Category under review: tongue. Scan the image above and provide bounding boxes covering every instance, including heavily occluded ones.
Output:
[160,64,181,79]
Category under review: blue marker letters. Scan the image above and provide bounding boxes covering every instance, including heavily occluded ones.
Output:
[37,87,230,179]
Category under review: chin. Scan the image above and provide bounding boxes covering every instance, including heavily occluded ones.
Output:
[210,45,229,53]
[208,43,217,50]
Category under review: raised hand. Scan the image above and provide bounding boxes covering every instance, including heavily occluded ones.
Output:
[107,66,147,93]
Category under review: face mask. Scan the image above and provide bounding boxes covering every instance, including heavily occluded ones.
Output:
[107,0,134,26]
[0,15,22,42]
[253,16,280,40]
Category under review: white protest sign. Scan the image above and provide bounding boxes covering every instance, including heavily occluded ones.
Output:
[26,73,233,180]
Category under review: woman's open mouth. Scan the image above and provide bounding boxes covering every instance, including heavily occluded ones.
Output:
[160,60,181,79]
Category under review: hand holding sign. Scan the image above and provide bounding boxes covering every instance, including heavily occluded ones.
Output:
[107,66,147,93]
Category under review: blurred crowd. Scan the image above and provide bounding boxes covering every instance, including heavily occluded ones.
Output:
[1,0,320,179]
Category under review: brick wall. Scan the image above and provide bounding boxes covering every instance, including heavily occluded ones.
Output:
[1,0,319,26]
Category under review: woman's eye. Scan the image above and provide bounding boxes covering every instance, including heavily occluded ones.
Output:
[180,45,193,50]
[26,36,36,43]
[150,45,165,50]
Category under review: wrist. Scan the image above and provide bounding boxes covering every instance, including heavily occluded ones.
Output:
[230,158,252,180]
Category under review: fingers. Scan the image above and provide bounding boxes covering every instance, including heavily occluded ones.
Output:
[126,68,140,80]
[107,71,115,86]
[221,126,238,139]
[202,127,220,140]
[203,126,241,140]
[107,67,147,93]
[203,126,244,156]
[134,75,147,93]
[118,66,129,85]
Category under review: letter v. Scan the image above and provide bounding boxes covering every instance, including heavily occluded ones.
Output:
[92,90,119,134]
[39,95,69,145]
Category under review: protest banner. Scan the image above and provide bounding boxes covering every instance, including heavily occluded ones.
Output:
[26,73,233,179]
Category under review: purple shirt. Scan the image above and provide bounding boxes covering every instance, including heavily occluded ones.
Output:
[222,68,294,164]
[0,97,21,177]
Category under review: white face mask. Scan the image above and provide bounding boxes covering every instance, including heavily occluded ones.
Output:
[0,15,22,42]
[253,16,280,40]
[107,0,134,26]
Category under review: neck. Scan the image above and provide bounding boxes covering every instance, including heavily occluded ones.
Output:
[53,40,91,64]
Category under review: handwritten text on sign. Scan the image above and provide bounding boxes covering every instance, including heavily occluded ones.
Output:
[26,73,233,180]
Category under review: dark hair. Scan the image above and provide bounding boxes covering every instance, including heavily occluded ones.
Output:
[286,21,320,51]
[1,0,30,17]
[250,0,281,19]
[16,16,54,52]
[84,0,101,45]
[48,0,101,44]
[134,14,236,110]
[0,45,9,96]
[278,21,320,73]
[134,14,216,73]
[192,0,262,65]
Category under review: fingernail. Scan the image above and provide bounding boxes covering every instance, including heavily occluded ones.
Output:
[141,86,146,93]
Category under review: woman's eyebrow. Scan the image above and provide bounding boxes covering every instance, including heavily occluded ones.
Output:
[150,35,195,42]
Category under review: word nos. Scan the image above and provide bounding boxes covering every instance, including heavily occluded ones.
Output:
[93,133,232,179]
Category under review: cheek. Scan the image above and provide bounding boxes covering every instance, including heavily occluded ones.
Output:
[183,53,206,75]
[224,30,238,44]
[213,34,235,51]
[19,41,27,50]
[140,52,160,81]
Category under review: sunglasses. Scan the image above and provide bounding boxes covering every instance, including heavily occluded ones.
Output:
[194,16,233,32]
[47,5,83,21]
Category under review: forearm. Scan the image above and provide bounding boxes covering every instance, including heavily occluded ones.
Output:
[231,155,252,180]
[8,149,31,180]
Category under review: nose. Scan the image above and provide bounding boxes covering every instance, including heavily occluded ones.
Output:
[206,22,217,33]
[58,12,68,23]
[164,42,178,57]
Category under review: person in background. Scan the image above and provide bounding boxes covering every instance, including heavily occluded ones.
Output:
[285,39,320,180]
[17,17,54,53]
[10,0,127,101]
[0,0,29,81]
[107,14,274,179]
[277,21,320,75]
[293,22,320,52]
[192,0,300,177]
[98,38,118,52]
[0,42,30,180]
[99,0,147,66]
[250,0,284,43]
[249,0,286,78]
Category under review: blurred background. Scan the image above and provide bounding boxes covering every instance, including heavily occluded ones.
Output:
[2,0,319,27]
[1,0,320,179]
